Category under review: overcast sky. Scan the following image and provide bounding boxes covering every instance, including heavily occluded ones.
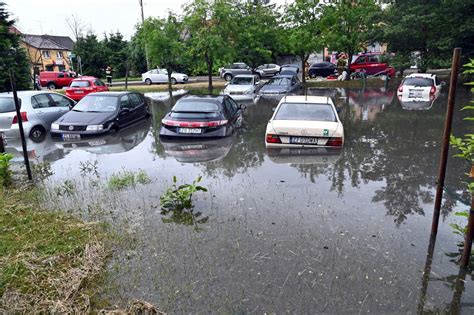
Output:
[5,0,289,40]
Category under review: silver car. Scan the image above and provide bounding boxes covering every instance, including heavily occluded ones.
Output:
[0,91,75,142]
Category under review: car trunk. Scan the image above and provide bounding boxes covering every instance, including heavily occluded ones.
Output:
[271,120,341,145]
[162,111,227,135]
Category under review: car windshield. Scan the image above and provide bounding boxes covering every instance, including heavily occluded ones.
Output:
[73,95,117,112]
[172,101,219,112]
[70,80,91,87]
[274,103,336,122]
[267,77,291,86]
[0,97,17,113]
[403,77,434,87]
[230,77,253,85]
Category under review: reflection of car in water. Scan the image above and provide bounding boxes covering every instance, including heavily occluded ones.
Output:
[160,136,234,163]
[54,118,151,154]
[266,147,342,165]
[398,94,438,111]
[5,135,68,163]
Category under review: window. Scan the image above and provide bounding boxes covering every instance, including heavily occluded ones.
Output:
[57,73,65,78]
[0,97,17,113]
[119,95,133,109]
[228,97,239,112]
[368,55,379,63]
[274,103,336,122]
[56,51,63,59]
[50,93,73,107]
[42,50,50,58]
[172,101,219,112]
[150,70,158,74]
[45,65,54,71]
[354,57,367,64]
[223,98,236,117]
[31,94,51,109]
[70,80,91,88]
[94,79,106,86]
[129,94,143,107]
[58,65,66,71]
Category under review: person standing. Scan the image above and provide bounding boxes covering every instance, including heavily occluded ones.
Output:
[34,74,41,90]
[105,66,113,86]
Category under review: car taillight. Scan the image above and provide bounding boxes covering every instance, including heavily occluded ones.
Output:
[266,134,281,143]
[398,85,403,93]
[326,137,343,146]
[12,112,28,124]
[161,119,228,127]
[430,86,436,95]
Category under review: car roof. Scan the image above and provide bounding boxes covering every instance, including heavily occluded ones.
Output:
[405,73,435,79]
[73,76,97,81]
[233,75,255,78]
[87,91,136,97]
[178,95,225,104]
[0,90,57,97]
[279,95,334,105]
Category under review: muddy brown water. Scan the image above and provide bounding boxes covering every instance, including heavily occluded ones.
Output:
[7,84,474,313]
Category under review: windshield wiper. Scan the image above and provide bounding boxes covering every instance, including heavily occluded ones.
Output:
[72,109,82,112]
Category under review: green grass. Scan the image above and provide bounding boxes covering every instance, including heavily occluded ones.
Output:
[0,186,106,312]
[107,169,150,190]
[112,76,142,82]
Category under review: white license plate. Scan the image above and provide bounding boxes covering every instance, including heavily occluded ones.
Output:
[62,133,81,141]
[408,89,423,98]
[290,137,319,144]
[178,128,202,134]
[75,90,84,94]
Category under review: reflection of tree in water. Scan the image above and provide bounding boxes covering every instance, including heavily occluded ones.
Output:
[161,207,209,231]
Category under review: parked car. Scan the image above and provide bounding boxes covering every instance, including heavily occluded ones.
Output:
[265,95,344,148]
[65,76,109,101]
[397,73,443,99]
[255,64,281,78]
[50,92,149,140]
[350,53,395,77]
[141,69,188,85]
[280,64,300,74]
[0,91,75,142]
[39,71,77,90]
[398,95,438,111]
[308,62,337,78]
[223,75,261,98]
[159,95,245,138]
[258,74,302,96]
[218,63,252,81]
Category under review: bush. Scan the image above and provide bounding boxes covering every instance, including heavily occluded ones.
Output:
[0,153,13,186]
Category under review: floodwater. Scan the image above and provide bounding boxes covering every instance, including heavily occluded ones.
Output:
[7,84,474,313]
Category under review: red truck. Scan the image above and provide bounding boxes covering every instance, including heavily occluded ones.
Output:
[39,71,77,90]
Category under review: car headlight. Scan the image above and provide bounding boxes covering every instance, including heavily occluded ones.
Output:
[51,123,59,130]
[86,124,104,131]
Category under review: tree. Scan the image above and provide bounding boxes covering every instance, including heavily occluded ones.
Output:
[184,0,236,89]
[65,14,85,42]
[140,14,185,92]
[382,0,474,72]
[103,32,128,77]
[320,0,382,79]
[0,2,31,92]
[284,0,324,83]
[72,32,106,78]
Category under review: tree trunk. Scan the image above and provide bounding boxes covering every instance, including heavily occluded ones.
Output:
[205,52,213,90]
[346,52,353,81]
[301,53,306,84]
[167,66,173,99]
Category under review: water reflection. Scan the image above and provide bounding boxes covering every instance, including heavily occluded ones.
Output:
[160,136,234,163]
[266,147,342,165]
[5,136,69,163]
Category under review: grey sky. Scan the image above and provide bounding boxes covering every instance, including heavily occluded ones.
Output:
[5,0,289,40]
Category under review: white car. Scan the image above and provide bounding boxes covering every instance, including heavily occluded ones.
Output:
[142,69,188,85]
[265,96,344,148]
[223,75,260,98]
[397,73,443,99]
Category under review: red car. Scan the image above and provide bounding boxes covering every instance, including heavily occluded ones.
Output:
[350,53,395,77]
[65,77,109,101]
[39,71,77,89]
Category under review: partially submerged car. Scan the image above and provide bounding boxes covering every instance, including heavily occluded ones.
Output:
[50,92,149,141]
[397,73,442,99]
[308,62,337,78]
[223,75,261,98]
[258,75,302,96]
[159,95,244,138]
[265,95,344,148]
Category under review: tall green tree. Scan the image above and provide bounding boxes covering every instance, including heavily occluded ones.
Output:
[72,32,107,78]
[140,14,185,92]
[320,0,382,79]
[284,0,324,83]
[0,2,30,92]
[184,0,236,89]
[103,32,128,77]
[382,0,474,72]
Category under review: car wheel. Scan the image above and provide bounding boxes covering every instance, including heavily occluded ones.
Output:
[47,83,56,90]
[29,126,46,143]
[171,78,177,85]
[145,78,152,85]
[224,74,233,82]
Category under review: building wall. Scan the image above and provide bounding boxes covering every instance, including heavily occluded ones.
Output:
[21,42,72,75]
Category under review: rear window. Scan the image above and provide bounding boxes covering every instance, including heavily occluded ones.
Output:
[172,101,219,112]
[267,77,291,86]
[0,97,16,113]
[70,80,91,87]
[274,103,336,122]
[170,112,220,119]
[403,77,434,87]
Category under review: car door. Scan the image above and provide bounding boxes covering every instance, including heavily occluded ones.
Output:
[227,97,242,128]
[30,94,61,128]
[94,79,108,92]
[149,70,160,83]
[117,94,135,127]
[129,93,147,119]
[49,93,74,118]
[156,69,168,83]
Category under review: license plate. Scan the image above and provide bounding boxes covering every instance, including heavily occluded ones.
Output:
[290,137,319,144]
[62,133,81,141]
[178,128,202,134]
[75,90,84,94]
[408,89,423,98]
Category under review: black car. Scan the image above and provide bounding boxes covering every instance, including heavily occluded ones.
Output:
[50,92,149,141]
[258,74,302,96]
[308,62,337,78]
[159,95,244,138]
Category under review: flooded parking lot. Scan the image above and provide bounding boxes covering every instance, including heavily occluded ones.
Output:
[7,84,474,313]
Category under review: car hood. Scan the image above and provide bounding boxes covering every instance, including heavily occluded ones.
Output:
[225,85,253,92]
[55,111,116,125]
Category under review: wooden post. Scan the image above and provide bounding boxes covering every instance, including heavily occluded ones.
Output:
[431,47,461,236]
[9,69,32,180]
[0,133,4,153]
[460,165,474,267]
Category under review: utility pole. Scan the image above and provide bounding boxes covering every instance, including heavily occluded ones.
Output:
[139,0,150,71]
